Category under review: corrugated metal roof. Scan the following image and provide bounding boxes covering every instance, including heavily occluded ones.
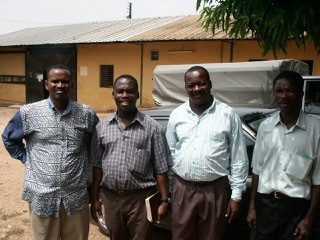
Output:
[0,15,245,47]
[128,15,214,41]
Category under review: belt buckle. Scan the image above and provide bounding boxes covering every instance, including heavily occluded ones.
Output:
[274,191,281,199]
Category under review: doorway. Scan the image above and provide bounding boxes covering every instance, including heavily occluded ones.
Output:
[25,45,77,103]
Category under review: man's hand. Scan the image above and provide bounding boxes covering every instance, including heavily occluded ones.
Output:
[247,208,257,229]
[90,200,102,223]
[156,202,169,224]
[225,199,241,223]
[294,218,312,240]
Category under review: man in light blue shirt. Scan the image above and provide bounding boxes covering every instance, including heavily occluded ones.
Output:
[247,71,320,240]
[166,65,249,240]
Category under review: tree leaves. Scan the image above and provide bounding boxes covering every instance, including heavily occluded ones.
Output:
[196,0,320,58]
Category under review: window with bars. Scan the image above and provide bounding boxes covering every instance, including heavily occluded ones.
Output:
[0,75,25,84]
[151,50,159,61]
[100,65,114,88]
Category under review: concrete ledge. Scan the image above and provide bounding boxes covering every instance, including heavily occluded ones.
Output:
[0,100,24,108]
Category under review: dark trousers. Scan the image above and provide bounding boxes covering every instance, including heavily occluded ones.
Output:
[255,193,309,240]
[101,187,156,240]
[171,175,230,240]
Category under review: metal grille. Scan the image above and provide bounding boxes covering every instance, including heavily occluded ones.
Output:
[100,65,114,88]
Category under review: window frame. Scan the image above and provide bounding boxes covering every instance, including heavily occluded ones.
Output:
[100,65,114,88]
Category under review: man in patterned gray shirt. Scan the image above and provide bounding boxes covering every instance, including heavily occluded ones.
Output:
[2,64,99,240]
[90,74,171,240]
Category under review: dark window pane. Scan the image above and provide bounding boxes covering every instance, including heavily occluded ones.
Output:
[100,65,114,88]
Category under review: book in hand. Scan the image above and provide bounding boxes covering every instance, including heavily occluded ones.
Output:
[145,191,171,227]
[145,191,161,222]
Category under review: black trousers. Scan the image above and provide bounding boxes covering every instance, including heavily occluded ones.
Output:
[254,193,310,240]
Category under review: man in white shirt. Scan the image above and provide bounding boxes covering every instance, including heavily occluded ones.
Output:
[166,66,249,240]
[247,70,320,240]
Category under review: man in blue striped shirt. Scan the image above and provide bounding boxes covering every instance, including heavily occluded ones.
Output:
[2,64,99,240]
[166,65,249,240]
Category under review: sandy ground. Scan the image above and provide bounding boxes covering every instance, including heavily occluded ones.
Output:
[0,106,108,240]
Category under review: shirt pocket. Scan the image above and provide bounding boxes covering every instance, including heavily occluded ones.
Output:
[285,152,313,180]
[206,131,228,156]
[67,126,86,153]
[128,148,151,176]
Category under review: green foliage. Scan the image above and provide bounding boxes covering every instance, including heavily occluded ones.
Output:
[196,0,320,58]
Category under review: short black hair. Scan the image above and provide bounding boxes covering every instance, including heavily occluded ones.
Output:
[184,66,210,82]
[273,71,304,92]
[46,64,71,79]
[114,74,138,90]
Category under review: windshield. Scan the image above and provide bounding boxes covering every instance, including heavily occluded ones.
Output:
[241,110,278,132]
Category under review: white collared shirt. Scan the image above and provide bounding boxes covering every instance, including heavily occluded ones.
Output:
[166,99,249,200]
[252,110,320,199]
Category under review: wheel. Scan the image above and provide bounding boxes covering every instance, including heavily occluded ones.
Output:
[96,201,110,236]
[91,188,110,236]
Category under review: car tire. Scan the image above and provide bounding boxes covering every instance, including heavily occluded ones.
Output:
[96,204,110,236]
[91,188,110,236]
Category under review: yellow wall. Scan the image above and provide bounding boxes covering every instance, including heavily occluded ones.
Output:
[77,43,142,111]
[232,40,320,74]
[76,40,320,112]
[1,40,320,112]
[77,41,228,111]
[140,41,223,108]
[0,53,25,103]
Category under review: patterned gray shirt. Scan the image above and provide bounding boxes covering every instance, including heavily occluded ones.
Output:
[91,111,171,190]
[2,98,99,217]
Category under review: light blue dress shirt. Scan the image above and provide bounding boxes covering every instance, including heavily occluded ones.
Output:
[252,110,320,199]
[166,99,249,200]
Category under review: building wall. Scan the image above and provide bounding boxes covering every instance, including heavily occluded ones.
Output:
[0,53,25,103]
[65,40,320,112]
[77,43,142,111]
[140,41,224,108]
[232,40,320,74]
[77,41,226,111]
[1,40,319,111]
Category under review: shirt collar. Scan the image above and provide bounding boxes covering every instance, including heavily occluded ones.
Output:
[185,97,217,116]
[47,97,71,114]
[108,110,144,127]
[273,110,306,130]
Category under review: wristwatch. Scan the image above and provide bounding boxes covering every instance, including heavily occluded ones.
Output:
[160,198,171,204]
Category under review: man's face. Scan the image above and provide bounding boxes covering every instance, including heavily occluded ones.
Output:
[273,78,303,113]
[45,68,71,103]
[113,78,139,112]
[185,69,212,107]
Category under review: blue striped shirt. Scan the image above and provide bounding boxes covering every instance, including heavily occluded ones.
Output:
[166,99,248,199]
[2,98,99,217]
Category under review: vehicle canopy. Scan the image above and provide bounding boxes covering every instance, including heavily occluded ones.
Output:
[152,59,309,108]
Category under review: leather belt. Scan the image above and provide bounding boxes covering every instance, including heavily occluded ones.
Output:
[188,181,213,186]
[107,189,138,196]
[175,175,226,187]
[105,186,156,196]
[265,191,291,199]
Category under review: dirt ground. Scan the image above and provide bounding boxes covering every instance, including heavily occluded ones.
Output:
[0,106,108,240]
